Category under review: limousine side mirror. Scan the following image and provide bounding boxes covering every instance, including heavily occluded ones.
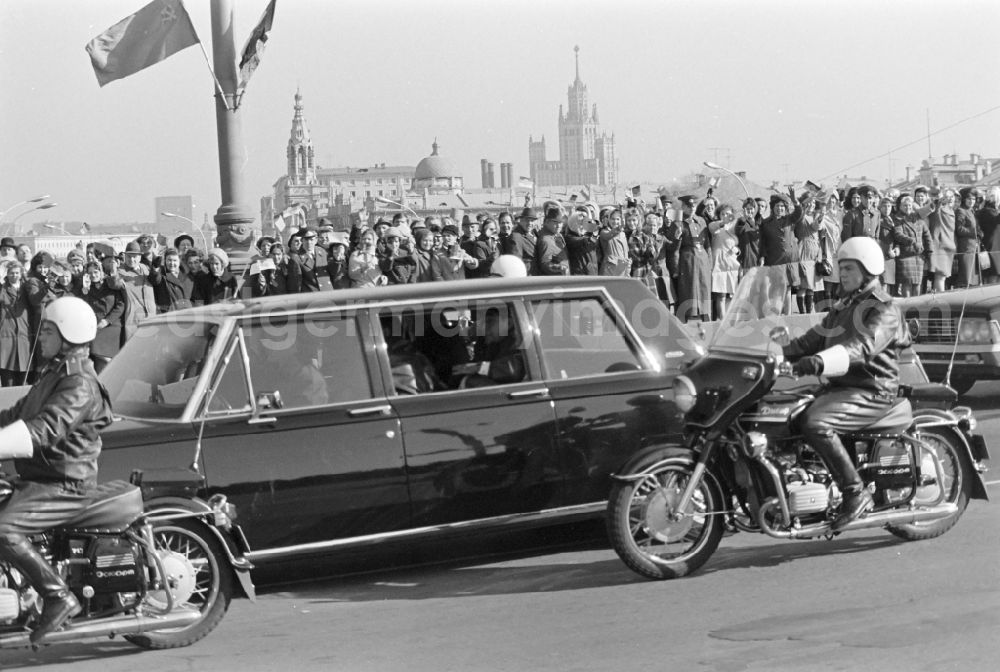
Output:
[769,326,790,347]
[255,390,283,411]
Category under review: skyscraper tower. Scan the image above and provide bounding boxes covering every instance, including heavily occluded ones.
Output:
[528,47,619,187]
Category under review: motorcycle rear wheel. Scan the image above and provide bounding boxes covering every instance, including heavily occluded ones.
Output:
[126,520,233,650]
[886,428,973,541]
[607,453,724,580]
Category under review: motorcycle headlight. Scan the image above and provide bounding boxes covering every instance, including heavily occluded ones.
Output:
[673,375,697,413]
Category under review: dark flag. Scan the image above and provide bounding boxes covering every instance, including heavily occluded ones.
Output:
[238,0,277,93]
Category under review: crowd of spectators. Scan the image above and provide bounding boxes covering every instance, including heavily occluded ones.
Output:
[1,183,997,385]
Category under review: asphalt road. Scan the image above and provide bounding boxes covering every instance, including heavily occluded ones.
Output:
[3,384,999,672]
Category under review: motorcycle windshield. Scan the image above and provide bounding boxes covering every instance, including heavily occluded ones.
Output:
[709,266,793,354]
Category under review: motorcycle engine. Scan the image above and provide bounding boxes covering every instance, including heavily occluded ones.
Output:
[0,587,19,622]
[786,482,830,515]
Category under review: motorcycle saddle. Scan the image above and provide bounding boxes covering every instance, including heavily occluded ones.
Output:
[860,397,913,434]
[59,480,144,533]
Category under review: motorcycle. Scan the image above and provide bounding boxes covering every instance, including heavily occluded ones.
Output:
[607,266,990,580]
[0,471,255,649]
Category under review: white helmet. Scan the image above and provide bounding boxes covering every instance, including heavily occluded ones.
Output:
[489,254,527,279]
[837,237,885,276]
[44,296,97,345]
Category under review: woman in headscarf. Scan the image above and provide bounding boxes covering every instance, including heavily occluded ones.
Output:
[348,228,386,287]
[892,193,932,298]
[191,248,237,305]
[0,261,31,387]
[928,188,956,292]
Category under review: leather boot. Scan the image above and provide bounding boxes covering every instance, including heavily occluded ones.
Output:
[809,432,873,530]
[832,488,874,531]
[0,537,80,644]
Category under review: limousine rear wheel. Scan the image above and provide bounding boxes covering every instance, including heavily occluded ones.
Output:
[607,453,724,580]
[126,520,234,650]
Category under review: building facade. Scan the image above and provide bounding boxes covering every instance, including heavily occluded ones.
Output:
[528,47,619,188]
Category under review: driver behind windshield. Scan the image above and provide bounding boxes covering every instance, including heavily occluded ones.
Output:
[780,237,911,531]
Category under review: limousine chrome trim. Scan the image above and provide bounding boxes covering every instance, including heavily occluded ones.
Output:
[243,501,606,562]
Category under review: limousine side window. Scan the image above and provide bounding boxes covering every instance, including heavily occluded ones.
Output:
[378,300,529,394]
[529,297,644,379]
[241,313,373,410]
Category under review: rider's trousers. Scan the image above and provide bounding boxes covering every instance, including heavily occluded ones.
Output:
[798,387,894,493]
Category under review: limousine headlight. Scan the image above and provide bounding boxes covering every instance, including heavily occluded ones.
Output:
[674,375,697,413]
[958,318,1000,344]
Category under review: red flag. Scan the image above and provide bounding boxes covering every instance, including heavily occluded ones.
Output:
[239,0,277,92]
[86,0,200,87]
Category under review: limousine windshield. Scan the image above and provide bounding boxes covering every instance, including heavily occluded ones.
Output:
[101,319,220,420]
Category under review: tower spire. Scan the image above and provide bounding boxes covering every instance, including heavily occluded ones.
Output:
[574,45,580,83]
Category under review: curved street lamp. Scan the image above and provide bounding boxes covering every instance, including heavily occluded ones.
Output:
[161,211,210,250]
[11,202,58,233]
[374,196,419,218]
[0,194,51,222]
[703,161,751,200]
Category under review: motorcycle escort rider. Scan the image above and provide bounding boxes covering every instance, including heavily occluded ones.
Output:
[779,237,911,531]
[0,296,113,645]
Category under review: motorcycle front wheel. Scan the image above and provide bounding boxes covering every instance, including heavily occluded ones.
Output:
[607,452,724,580]
[126,520,234,650]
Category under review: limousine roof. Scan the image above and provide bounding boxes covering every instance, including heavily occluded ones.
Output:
[899,285,1000,313]
[154,276,663,322]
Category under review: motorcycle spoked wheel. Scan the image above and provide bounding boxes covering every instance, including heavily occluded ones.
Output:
[607,456,725,580]
[886,428,973,541]
[125,520,233,650]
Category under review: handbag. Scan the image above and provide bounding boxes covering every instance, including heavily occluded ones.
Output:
[816,231,833,277]
[979,250,992,271]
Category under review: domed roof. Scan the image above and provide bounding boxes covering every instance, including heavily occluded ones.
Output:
[414,140,458,180]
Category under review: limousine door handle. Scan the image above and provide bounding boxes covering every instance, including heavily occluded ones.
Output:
[507,388,550,400]
[348,404,393,417]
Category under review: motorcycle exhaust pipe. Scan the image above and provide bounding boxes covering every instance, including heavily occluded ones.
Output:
[758,499,959,540]
[0,608,201,649]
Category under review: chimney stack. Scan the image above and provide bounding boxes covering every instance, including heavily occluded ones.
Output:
[500,163,510,189]
[487,162,496,189]
[505,163,514,189]
[480,159,489,189]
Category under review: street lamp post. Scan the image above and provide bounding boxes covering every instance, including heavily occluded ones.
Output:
[11,203,58,233]
[161,211,210,250]
[703,161,751,200]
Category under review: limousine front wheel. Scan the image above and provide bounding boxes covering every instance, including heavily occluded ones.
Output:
[607,452,724,580]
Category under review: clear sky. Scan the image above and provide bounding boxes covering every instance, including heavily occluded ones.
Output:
[1,0,998,227]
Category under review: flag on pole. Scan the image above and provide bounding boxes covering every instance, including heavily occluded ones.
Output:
[86,0,200,87]
[517,176,534,190]
[238,0,277,92]
[273,214,286,232]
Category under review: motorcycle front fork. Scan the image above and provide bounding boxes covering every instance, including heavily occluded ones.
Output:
[669,439,716,521]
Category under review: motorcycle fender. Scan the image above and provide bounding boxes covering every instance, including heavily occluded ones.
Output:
[610,443,693,482]
[144,498,258,602]
[911,423,989,502]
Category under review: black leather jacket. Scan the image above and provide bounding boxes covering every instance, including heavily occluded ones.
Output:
[0,350,113,483]
[784,279,910,396]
